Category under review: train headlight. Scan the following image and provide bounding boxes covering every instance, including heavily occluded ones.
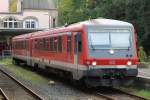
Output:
[109,49,114,54]
[92,61,97,66]
[127,61,132,66]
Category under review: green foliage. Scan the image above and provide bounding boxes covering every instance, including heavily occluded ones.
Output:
[138,47,147,62]
[9,0,17,12]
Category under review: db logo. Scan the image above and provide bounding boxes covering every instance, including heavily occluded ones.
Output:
[109,60,116,65]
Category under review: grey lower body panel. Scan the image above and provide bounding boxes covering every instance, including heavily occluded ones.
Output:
[82,67,138,77]
[79,66,138,87]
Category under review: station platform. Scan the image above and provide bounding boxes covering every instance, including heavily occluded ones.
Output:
[138,67,150,79]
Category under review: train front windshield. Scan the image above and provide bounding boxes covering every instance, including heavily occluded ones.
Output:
[88,29,131,50]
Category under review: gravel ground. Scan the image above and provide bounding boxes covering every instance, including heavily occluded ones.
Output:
[0,65,103,100]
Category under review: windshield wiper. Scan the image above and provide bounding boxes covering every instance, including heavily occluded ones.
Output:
[89,36,96,50]
[90,44,96,50]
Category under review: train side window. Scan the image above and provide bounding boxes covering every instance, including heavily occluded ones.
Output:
[25,40,26,49]
[78,34,82,52]
[58,36,62,52]
[15,42,17,49]
[39,39,43,50]
[43,38,49,51]
[74,33,82,53]
[40,39,43,50]
[46,38,49,50]
[13,42,15,49]
[33,39,37,50]
[26,41,28,50]
[24,40,27,49]
[37,39,40,50]
[54,37,58,52]
[49,37,53,51]
[43,38,46,50]
[67,35,71,52]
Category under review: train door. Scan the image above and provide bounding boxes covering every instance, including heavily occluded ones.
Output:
[26,38,32,66]
[74,32,81,79]
[67,32,72,62]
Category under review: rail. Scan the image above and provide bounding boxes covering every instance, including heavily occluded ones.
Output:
[113,88,150,100]
[0,67,44,100]
[0,88,9,100]
[96,87,150,100]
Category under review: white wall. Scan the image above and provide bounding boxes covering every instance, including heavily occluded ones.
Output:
[0,9,58,29]
[23,10,50,29]
[0,0,9,12]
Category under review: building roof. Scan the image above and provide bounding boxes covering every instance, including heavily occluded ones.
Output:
[23,0,56,10]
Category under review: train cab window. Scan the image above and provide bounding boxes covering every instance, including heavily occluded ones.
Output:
[49,37,53,51]
[58,36,62,52]
[67,34,71,52]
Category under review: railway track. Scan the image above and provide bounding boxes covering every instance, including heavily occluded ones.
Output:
[96,87,150,100]
[0,88,9,100]
[0,68,43,100]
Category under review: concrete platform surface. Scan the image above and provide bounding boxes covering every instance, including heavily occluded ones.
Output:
[138,68,150,79]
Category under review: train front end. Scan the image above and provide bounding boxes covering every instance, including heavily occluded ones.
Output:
[83,20,138,87]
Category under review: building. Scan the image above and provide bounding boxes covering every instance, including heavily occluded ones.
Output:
[0,0,58,54]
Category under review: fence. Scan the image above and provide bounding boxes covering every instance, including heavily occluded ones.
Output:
[0,50,11,59]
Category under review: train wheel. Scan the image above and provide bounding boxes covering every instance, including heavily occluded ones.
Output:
[33,63,39,71]
[70,74,83,87]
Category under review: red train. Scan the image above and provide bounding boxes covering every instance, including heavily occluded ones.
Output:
[12,18,138,87]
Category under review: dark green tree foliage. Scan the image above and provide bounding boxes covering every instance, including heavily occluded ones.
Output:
[58,0,150,54]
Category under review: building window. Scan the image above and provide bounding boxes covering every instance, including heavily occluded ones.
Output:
[3,17,18,28]
[53,18,56,28]
[24,19,38,29]
[31,21,35,28]
[25,21,30,28]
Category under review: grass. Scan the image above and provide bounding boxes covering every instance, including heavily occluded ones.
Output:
[121,86,150,99]
[135,90,150,98]
[0,58,49,85]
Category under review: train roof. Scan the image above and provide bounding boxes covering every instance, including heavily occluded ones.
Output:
[52,18,133,33]
[13,18,133,39]
[69,18,132,27]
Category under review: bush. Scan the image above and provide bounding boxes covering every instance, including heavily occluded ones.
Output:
[138,46,147,62]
